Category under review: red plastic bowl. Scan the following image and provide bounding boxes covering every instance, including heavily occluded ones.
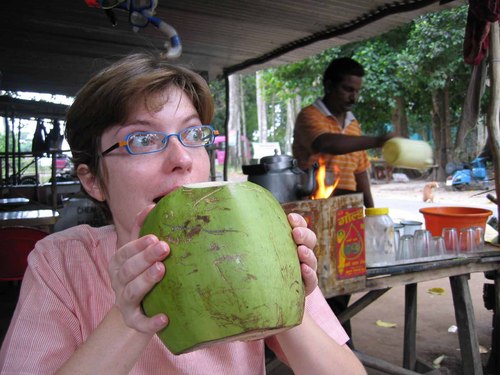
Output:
[419,206,493,236]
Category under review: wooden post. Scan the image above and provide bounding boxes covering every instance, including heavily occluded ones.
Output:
[403,284,417,371]
[449,275,483,375]
[487,22,500,234]
[484,19,500,375]
[485,270,500,374]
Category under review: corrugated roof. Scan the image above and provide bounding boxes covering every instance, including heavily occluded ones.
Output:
[0,0,463,96]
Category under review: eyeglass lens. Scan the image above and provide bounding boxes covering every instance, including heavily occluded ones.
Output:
[127,126,214,154]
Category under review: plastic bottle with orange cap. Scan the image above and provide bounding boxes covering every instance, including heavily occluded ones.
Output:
[365,207,396,267]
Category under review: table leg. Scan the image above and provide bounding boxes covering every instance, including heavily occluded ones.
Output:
[403,283,417,370]
[449,274,483,375]
[337,289,390,324]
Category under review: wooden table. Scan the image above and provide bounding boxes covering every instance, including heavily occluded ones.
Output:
[334,247,500,374]
[0,209,59,230]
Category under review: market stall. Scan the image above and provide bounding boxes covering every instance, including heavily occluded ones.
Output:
[0,96,80,210]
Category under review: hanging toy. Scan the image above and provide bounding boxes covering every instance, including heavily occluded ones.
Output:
[85,0,182,59]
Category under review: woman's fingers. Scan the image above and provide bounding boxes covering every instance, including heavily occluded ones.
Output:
[110,239,170,333]
[301,262,319,296]
[121,259,166,304]
[110,202,158,275]
[119,260,169,334]
[289,212,316,251]
[298,245,317,272]
[287,212,307,228]
[110,204,167,286]
[121,306,169,334]
[292,226,317,251]
[111,238,169,302]
[108,203,172,333]
[288,213,319,296]
[298,244,318,296]
[112,235,155,266]
[115,238,169,284]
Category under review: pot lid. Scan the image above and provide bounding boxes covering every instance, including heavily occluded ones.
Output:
[260,152,295,170]
[260,151,293,164]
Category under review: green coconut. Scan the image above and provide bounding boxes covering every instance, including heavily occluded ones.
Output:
[140,181,305,354]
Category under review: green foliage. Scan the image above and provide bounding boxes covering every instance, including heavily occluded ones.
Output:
[211,5,471,151]
[208,79,227,134]
[262,49,340,105]
[352,37,404,133]
[404,6,469,93]
[242,75,258,140]
[210,75,260,141]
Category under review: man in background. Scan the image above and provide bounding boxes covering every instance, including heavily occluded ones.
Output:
[292,57,394,345]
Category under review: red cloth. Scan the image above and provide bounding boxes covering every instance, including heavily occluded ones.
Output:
[464,0,500,65]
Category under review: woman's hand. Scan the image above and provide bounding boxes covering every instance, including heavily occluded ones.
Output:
[108,205,170,334]
[288,213,318,296]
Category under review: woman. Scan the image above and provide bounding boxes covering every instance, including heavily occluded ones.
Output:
[0,53,365,374]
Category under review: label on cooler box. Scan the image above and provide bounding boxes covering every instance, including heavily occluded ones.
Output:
[335,208,366,279]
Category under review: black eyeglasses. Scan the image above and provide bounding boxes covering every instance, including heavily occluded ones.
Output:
[101,125,218,156]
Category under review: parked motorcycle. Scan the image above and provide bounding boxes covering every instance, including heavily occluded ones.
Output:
[445,156,490,190]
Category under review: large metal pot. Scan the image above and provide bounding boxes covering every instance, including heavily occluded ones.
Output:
[242,153,317,203]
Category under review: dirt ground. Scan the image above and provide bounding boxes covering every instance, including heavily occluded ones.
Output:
[371,179,496,209]
[350,273,495,375]
[371,179,497,235]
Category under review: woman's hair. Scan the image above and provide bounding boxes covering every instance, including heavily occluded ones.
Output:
[323,57,364,90]
[65,53,214,218]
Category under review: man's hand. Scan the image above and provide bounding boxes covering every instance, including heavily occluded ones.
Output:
[377,131,396,147]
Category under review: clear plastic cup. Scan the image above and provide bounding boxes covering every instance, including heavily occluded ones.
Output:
[430,236,446,256]
[401,220,423,236]
[442,227,459,255]
[394,228,401,256]
[398,234,414,260]
[459,227,478,253]
[394,224,404,237]
[473,226,485,251]
[413,229,432,258]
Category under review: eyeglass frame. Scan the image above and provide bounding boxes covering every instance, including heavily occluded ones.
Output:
[100,125,218,156]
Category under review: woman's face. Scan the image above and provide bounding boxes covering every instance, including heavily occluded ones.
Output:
[94,88,211,244]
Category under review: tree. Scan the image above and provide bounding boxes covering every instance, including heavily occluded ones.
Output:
[209,78,227,135]
[256,71,268,142]
[211,5,472,180]
[402,5,470,179]
[227,74,242,167]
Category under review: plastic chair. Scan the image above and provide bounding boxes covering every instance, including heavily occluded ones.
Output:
[0,227,48,281]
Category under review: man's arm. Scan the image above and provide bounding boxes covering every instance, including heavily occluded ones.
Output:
[355,171,374,208]
[312,132,393,155]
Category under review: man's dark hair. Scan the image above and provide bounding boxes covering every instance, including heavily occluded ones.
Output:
[323,57,364,90]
